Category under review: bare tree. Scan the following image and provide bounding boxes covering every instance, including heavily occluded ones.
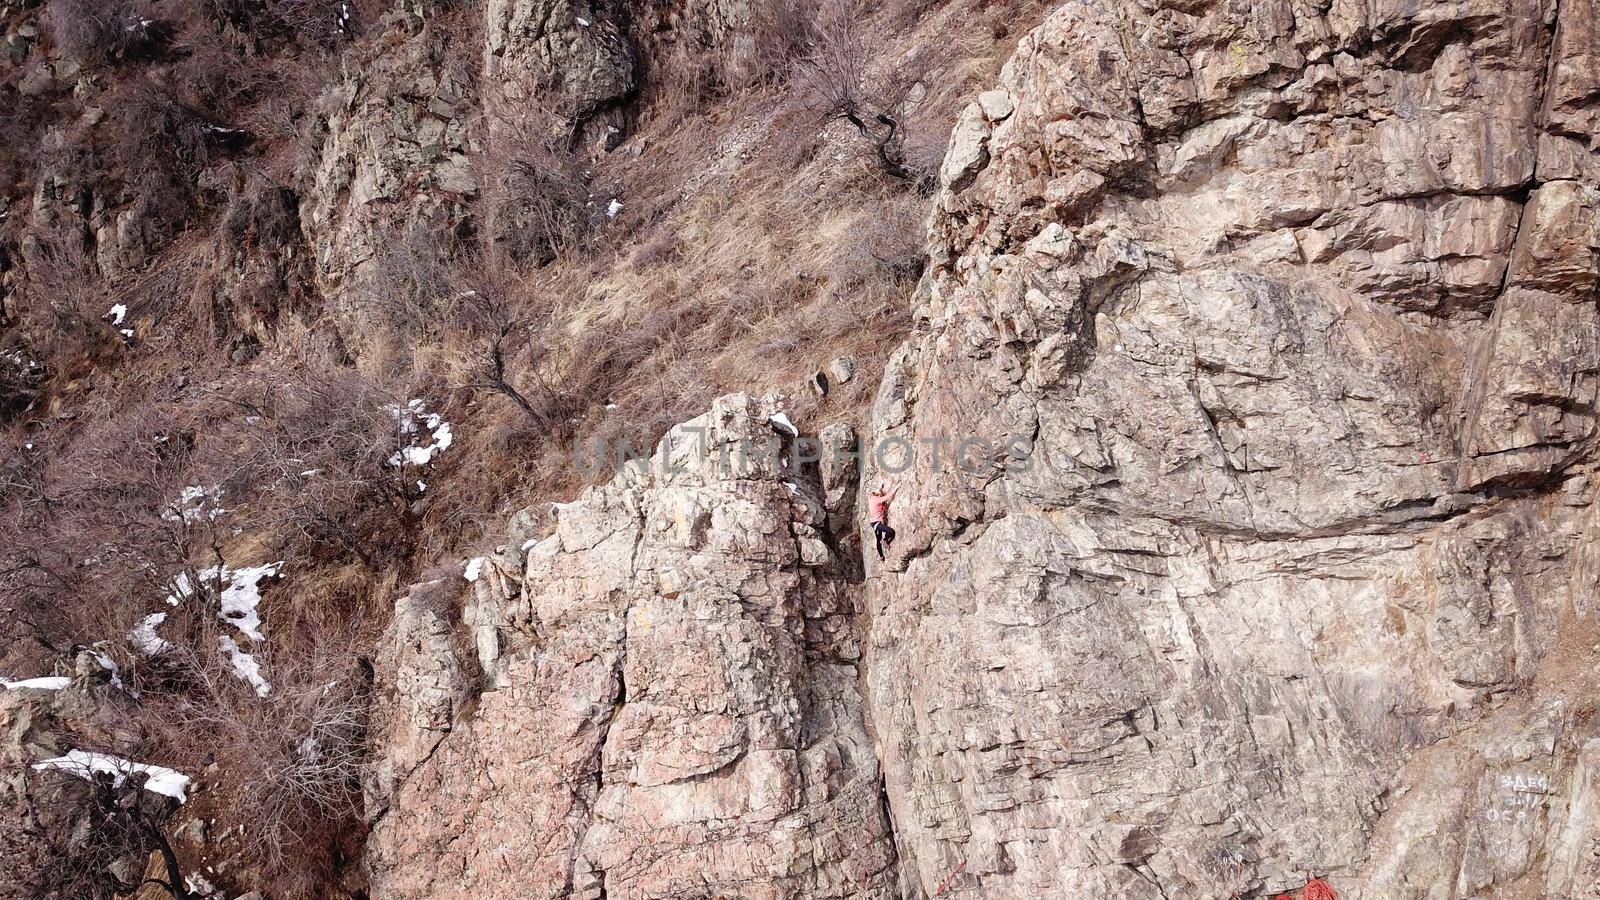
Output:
[795,0,924,186]
[7,757,193,900]
[449,263,572,430]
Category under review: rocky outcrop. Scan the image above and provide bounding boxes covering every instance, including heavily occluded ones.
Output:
[365,394,897,899]
[299,11,476,335]
[865,0,1600,896]
[483,0,635,126]
[359,1,1600,897]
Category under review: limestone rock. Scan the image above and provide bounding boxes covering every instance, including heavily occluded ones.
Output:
[864,0,1600,896]
[366,394,895,899]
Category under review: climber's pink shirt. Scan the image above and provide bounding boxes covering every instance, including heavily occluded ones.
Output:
[868,489,896,524]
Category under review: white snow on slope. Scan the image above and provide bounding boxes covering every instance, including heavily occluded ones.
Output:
[91,649,126,691]
[463,556,485,583]
[388,400,454,467]
[107,304,127,325]
[129,612,173,655]
[33,750,191,801]
[1,676,70,691]
[162,485,226,524]
[215,562,283,642]
[769,412,798,436]
[218,636,270,697]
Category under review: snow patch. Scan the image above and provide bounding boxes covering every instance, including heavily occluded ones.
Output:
[107,304,127,325]
[218,636,271,697]
[575,15,590,25]
[129,613,172,655]
[388,400,454,467]
[185,873,221,898]
[463,557,485,583]
[215,562,284,642]
[32,750,191,802]
[1,676,70,691]
[769,412,798,436]
[606,199,623,218]
[90,649,125,691]
[162,485,226,524]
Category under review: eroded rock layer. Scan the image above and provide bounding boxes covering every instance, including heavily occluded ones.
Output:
[366,395,896,899]
[865,0,1600,896]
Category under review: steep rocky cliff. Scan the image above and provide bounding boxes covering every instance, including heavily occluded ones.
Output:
[866,0,1600,895]
[365,395,895,899]
[362,0,1600,897]
[7,0,1600,896]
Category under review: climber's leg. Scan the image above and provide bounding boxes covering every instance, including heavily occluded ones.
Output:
[874,522,896,560]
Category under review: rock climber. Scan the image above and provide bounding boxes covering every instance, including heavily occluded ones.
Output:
[868,481,898,561]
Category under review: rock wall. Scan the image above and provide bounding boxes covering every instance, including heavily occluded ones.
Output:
[864,0,1600,896]
[363,1,1600,897]
[365,395,897,899]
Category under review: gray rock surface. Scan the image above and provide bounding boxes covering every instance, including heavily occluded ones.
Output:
[365,1,1600,898]
[300,13,476,336]
[864,0,1600,896]
[365,395,896,899]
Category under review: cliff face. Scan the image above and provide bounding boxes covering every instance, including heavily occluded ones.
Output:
[362,0,1600,897]
[365,395,896,899]
[9,0,1600,895]
[865,0,1600,896]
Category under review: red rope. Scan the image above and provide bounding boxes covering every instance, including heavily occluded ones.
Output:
[1304,878,1337,900]
[931,859,967,896]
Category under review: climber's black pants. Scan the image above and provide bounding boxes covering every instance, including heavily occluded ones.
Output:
[874,522,896,560]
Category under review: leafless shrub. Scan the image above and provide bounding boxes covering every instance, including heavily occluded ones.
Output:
[445,260,583,431]
[107,79,251,232]
[146,627,369,878]
[749,0,817,74]
[12,219,118,386]
[356,225,463,337]
[198,0,360,48]
[44,0,175,70]
[831,195,927,291]
[791,0,941,191]
[8,755,193,900]
[473,78,593,267]
[901,110,954,187]
[227,360,422,571]
[795,0,925,187]
[263,0,357,48]
[0,433,80,666]
[0,346,46,421]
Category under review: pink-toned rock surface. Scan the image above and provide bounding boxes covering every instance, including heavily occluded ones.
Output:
[864,0,1600,896]
[367,1,1600,897]
[366,395,895,899]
